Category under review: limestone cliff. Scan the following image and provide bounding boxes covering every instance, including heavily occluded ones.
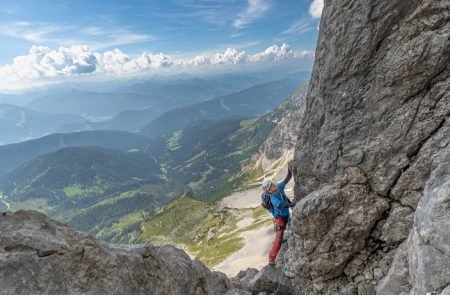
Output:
[252,85,307,172]
[286,0,450,294]
[244,84,307,190]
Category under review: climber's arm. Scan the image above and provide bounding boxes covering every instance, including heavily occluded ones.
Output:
[280,201,296,208]
[279,160,295,207]
[282,160,293,185]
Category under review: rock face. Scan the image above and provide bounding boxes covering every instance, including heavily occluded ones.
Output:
[252,85,308,172]
[405,145,450,295]
[0,210,230,295]
[230,266,292,295]
[287,0,450,293]
[244,85,307,188]
[378,147,450,295]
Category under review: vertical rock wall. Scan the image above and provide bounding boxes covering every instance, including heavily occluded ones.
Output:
[287,0,450,293]
[244,85,308,188]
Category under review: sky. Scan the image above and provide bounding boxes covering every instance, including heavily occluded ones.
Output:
[0,0,323,90]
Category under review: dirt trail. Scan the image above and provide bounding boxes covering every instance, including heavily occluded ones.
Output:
[214,180,294,277]
[213,225,273,277]
[215,187,274,277]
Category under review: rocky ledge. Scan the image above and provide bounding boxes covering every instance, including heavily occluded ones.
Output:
[0,210,295,295]
[0,210,230,295]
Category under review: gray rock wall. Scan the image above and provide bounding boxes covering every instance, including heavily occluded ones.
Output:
[244,85,308,190]
[253,85,308,171]
[406,145,450,295]
[288,0,450,293]
[0,210,230,295]
[378,145,450,295]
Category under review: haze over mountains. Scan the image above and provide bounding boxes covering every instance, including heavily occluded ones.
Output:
[0,69,310,242]
[140,79,300,139]
[0,130,152,177]
[0,104,85,145]
[0,71,309,144]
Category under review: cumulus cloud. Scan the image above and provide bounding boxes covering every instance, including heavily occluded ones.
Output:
[309,0,324,19]
[250,43,294,62]
[0,43,314,89]
[233,0,270,29]
[0,45,97,80]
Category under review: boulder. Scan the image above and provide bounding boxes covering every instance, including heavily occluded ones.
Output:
[231,266,292,295]
[247,266,292,295]
[0,210,230,295]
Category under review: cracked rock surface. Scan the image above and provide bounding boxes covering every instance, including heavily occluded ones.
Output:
[0,210,230,295]
[287,0,450,293]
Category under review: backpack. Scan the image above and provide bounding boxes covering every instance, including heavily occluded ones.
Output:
[261,191,292,210]
[261,192,272,209]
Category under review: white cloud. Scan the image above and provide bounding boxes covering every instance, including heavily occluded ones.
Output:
[81,26,106,36]
[283,20,313,35]
[0,45,97,80]
[250,43,297,62]
[87,28,154,51]
[0,21,59,43]
[212,48,247,64]
[0,21,154,50]
[309,0,324,19]
[233,0,270,29]
[0,43,314,89]
[152,1,237,27]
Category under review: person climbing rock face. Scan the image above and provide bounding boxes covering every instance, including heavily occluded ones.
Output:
[261,160,296,267]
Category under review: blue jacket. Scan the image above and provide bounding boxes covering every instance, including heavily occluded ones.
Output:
[261,181,290,218]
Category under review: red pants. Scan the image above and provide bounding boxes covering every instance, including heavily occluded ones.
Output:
[269,217,288,262]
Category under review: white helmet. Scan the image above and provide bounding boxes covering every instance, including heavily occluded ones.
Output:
[261,179,273,191]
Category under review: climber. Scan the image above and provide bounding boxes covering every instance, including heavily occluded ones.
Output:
[261,160,296,267]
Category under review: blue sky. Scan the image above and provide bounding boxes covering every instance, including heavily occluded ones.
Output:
[0,0,323,90]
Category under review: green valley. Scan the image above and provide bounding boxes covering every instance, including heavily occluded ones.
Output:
[137,193,272,267]
[0,82,307,270]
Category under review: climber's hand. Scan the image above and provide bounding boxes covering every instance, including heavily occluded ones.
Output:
[288,160,294,171]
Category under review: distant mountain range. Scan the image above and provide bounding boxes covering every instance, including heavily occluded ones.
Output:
[0,76,309,243]
[24,76,265,119]
[0,130,152,177]
[56,106,160,133]
[0,72,309,143]
[0,88,301,238]
[0,146,184,235]
[54,78,302,135]
[0,104,85,145]
[1,146,161,200]
[149,113,278,200]
[114,77,228,99]
[26,89,166,118]
[0,93,22,105]
[0,79,304,178]
[140,79,300,139]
